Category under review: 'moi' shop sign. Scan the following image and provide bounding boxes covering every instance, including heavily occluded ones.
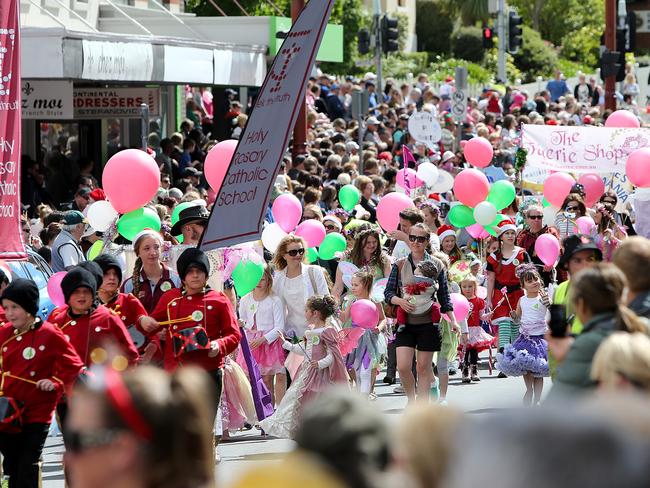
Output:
[200,0,335,250]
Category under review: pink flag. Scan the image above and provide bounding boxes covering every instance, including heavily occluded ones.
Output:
[500,286,508,296]
[402,145,417,196]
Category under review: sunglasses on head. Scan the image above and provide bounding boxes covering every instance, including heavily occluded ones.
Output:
[287,248,305,257]
[409,235,428,243]
[527,215,543,220]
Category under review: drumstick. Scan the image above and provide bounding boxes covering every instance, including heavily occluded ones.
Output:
[3,372,38,386]
[157,315,194,327]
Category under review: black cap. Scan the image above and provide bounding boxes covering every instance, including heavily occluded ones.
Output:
[61,267,97,304]
[78,261,104,291]
[94,254,123,283]
[170,205,209,236]
[1,278,39,316]
[558,235,603,269]
[183,167,202,178]
[176,248,210,280]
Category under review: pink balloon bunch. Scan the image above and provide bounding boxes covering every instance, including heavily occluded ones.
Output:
[272,194,302,233]
[453,169,490,207]
[626,147,650,188]
[543,173,575,208]
[351,299,379,329]
[47,271,67,307]
[577,173,605,207]
[204,140,238,195]
[463,137,494,168]
[376,193,415,232]
[103,149,160,214]
[534,234,561,267]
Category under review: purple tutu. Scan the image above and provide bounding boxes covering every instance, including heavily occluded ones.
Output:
[495,334,549,378]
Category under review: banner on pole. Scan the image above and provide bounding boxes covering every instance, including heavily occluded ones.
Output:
[0,0,26,259]
[521,124,650,174]
[200,0,335,250]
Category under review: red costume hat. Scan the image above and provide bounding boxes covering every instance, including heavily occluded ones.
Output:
[437,224,456,242]
[497,218,517,236]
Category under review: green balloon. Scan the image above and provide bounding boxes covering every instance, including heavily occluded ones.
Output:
[485,225,499,237]
[448,205,475,228]
[117,207,161,242]
[542,198,550,208]
[318,233,347,260]
[87,240,103,261]
[171,201,195,227]
[339,184,360,212]
[232,260,264,297]
[306,247,319,263]
[487,180,516,211]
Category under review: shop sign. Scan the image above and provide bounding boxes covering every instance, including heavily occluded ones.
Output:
[82,40,154,81]
[21,80,73,119]
[73,87,160,118]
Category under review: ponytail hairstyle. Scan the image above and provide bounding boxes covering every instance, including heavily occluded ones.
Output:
[131,231,164,297]
[351,270,374,297]
[258,263,274,296]
[306,294,338,321]
[570,263,648,333]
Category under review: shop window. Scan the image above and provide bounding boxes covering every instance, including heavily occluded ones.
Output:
[39,123,80,164]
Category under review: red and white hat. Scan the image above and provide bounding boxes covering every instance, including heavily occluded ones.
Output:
[497,218,517,236]
[437,224,456,241]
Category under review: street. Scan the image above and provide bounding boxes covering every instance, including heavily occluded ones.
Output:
[41,357,535,488]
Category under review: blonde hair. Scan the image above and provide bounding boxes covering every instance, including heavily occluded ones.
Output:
[271,235,307,271]
[258,263,274,296]
[459,275,478,295]
[351,270,374,296]
[591,332,650,392]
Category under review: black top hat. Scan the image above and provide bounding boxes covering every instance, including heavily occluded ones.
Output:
[558,234,603,269]
[170,204,210,237]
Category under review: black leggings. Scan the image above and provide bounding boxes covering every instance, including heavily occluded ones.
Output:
[463,349,479,366]
[0,423,50,488]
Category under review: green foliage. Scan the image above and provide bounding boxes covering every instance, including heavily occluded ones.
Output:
[428,56,492,84]
[452,26,484,63]
[416,0,453,55]
[381,52,430,79]
[483,49,523,84]
[512,26,558,82]
[556,58,592,79]
[560,25,600,69]
[443,0,489,25]
[395,12,410,52]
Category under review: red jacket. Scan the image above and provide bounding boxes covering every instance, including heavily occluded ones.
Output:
[48,305,139,367]
[0,321,84,428]
[104,293,161,357]
[149,288,240,371]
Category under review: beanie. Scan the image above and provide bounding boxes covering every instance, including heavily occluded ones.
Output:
[1,278,39,316]
[78,261,104,291]
[94,254,123,283]
[61,267,97,304]
[176,248,210,280]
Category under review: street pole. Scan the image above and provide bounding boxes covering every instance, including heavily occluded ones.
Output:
[291,0,307,159]
[605,0,617,111]
[374,0,382,96]
[139,103,149,151]
[497,0,507,84]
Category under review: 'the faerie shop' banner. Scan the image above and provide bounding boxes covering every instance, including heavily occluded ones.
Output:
[0,0,26,259]
[521,124,650,174]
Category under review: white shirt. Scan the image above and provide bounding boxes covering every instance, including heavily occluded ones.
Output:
[238,294,285,343]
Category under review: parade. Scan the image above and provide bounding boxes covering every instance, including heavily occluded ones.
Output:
[2,0,650,487]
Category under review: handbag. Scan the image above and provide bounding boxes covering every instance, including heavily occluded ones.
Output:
[383,259,406,319]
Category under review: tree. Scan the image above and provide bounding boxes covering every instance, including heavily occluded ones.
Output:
[443,0,489,25]
[416,0,453,56]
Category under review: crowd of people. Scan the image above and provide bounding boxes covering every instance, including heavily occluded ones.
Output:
[3,65,650,488]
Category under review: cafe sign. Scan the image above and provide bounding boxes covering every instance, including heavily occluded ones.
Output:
[21,80,73,119]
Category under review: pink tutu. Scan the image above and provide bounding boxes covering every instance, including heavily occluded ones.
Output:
[238,330,286,375]
[222,357,256,432]
[465,325,496,352]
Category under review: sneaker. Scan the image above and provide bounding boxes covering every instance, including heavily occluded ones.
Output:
[393,385,405,394]
[461,366,471,383]
[498,371,508,378]
[471,365,481,382]
[439,398,448,406]
[382,376,395,385]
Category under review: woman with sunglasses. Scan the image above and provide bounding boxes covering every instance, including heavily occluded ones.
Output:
[0,279,84,488]
[65,366,216,488]
[555,195,587,241]
[517,205,561,285]
[272,236,330,341]
[599,191,636,236]
[384,223,457,403]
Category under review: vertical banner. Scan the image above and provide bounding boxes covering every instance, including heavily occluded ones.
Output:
[200,0,335,250]
[0,0,25,259]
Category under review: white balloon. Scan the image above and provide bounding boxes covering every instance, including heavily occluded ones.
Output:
[543,206,558,227]
[87,201,119,232]
[416,162,440,187]
[473,201,497,226]
[430,170,454,193]
[261,223,287,253]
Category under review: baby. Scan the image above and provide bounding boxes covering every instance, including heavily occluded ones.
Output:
[397,259,443,330]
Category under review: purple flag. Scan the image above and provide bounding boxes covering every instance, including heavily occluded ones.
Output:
[238,327,274,421]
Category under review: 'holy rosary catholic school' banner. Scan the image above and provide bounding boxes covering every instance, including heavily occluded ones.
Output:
[521,124,650,174]
[200,0,335,250]
[0,0,26,259]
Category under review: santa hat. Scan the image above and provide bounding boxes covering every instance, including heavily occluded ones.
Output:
[497,218,517,236]
[89,189,106,201]
[437,224,456,242]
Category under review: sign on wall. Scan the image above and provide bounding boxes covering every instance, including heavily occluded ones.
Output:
[82,40,154,81]
[22,80,73,119]
[73,87,160,118]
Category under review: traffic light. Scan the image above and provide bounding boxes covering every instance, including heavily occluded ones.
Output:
[508,11,523,54]
[599,50,622,80]
[358,28,370,55]
[482,25,494,49]
[381,15,399,54]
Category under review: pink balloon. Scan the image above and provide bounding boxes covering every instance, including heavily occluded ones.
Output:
[376,192,415,232]
[605,110,640,128]
[463,137,494,168]
[543,172,575,208]
[47,271,67,307]
[467,223,489,239]
[295,220,326,248]
[576,216,596,235]
[453,169,490,208]
[577,173,605,207]
[206,188,217,206]
[626,147,650,188]
[272,194,302,233]
[396,168,423,189]
[102,149,160,214]
[450,293,470,322]
[350,299,379,329]
[534,233,561,267]
[204,140,238,194]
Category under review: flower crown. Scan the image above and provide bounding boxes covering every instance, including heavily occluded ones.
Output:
[514,262,539,279]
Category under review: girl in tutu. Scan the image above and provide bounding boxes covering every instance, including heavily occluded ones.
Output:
[340,271,386,399]
[221,351,257,435]
[238,264,287,407]
[260,295,348,438]
[459,275,495,383]
[496,264,551,406]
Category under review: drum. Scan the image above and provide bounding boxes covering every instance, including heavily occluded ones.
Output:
[0,396,23,431]
[172,327,210,357]
[128,326,146,349]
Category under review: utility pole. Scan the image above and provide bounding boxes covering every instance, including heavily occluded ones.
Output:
[140,103,149,151]
[497,0,506,84]
[291,0,307,159]
[605,0,617,111]
[374,0,382,96]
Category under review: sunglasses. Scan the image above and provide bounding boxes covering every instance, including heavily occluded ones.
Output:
[409,235,428,243]
[602,199,616,205]
[566,206,579,212]
[324,224,338,231]
[64,429,120,454]
[287,248,305,257]
[527,215,543,220]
